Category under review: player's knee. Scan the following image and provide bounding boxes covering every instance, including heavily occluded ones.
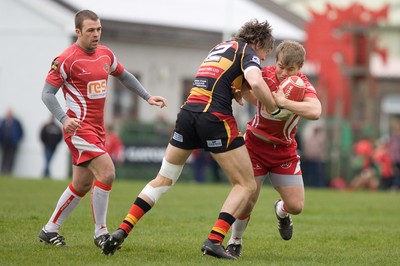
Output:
[287,201,304,215]
[107,170,116,181]
[72,182,91,195]
[246,179,257,195]
[158,158,183,185]
[99,170,116,185]
[235,179,257,195]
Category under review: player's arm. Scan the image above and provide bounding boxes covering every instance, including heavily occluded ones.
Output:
[41,82,81,132]
[273,88,321,120]
[244,67,279,113]
[118,70,167,108]
[41,83,68,123]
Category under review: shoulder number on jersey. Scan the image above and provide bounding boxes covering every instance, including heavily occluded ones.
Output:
[204,43,233,62]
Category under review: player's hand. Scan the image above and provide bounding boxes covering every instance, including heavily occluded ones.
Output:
[272,87,287,108]
[233,89,243,106]
[148,96,167,108]
[63,117,81,133]
[231,83,245,106]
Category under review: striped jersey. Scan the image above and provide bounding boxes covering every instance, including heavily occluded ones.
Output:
[247,66,318,146]
[182,39,261,115]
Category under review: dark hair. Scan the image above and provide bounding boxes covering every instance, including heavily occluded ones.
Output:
[75,10,99,30]
[234,19,274,53]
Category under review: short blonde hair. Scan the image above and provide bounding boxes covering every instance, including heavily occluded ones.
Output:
[275,40,305,67]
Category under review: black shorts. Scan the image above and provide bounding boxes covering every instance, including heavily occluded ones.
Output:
[169,109,245,153]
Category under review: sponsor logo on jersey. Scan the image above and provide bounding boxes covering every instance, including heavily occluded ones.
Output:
[254,163,262,170]
[87,79,107,99]
[51,60,59,71]
[193,78,208,89]
[79,68,91,75]
[172,132,183,142]
[207,139,222,148]
[280,161,292,169]
[250,56,261,65]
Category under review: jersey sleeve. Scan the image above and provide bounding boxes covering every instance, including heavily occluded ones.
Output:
[106,47,124,77]
[241,43,262,72]
[45,56,65,88]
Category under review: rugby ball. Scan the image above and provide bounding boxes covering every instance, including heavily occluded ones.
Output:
[279,76,305,102]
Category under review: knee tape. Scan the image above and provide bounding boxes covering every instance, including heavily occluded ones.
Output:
[141,184,170,203]
[158,158,184,185]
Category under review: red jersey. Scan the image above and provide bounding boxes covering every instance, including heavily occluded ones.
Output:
[105,132,124,163]
[45,43,124,140]
[374,147,394,178]
[247,66,317,146]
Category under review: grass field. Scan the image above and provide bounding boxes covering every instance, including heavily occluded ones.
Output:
[0,176,399,265]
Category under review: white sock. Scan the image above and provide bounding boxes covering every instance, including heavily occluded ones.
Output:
[227,216,250,245]
[276,200,288,218]
[44,184,83,232]
[91,181,111,238]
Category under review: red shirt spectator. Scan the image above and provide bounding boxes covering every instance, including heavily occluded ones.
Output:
[105,126,124,165]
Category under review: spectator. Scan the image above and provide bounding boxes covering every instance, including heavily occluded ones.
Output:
[388,116,400,189]
[105,125,124,165]
[40,115,63,177]
[373,138,395,190]
[191,149,222,183]
[191,149,207,183]
[0,108,24,175]
[349,138,379,190]
[300,120,327,187]
[154,113,173,139]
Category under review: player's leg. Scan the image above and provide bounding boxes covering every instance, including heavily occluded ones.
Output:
[39,134,108,246]
[226,176,264,257]
[270,169,304,240]
[38,164,94,246]
[214,146,256,216]
[275,185,304,215]
[102,144,191,255]
[86,153,116,247]
[200,145,256,260]
[125,144,190,229]
[102,109,197,255]
[225,130,272,257]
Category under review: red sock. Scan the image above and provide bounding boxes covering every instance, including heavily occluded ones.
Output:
[208,212,236,244]
[119,197,151,235]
